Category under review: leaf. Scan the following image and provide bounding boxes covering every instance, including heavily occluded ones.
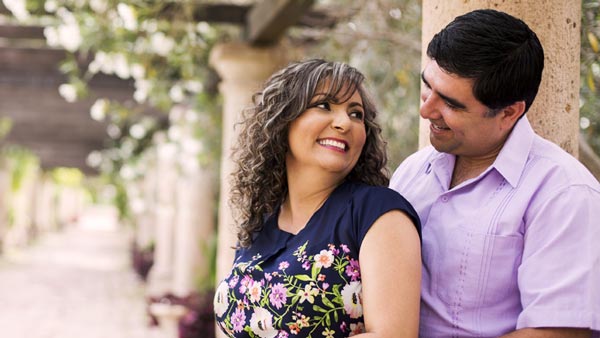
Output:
[588,72,596,93]
[312,305,328,313]
[321,295,335,309]
[311,263,321,279]
[589,32,599,53]
[325,313,331,326]
[294,274,313,282]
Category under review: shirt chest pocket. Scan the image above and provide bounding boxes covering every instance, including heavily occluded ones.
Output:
[428,226,524,307]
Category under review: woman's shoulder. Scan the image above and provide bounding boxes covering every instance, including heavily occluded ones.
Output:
[347,181,409,203]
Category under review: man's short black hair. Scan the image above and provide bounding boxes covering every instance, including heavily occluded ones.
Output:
[427,9,544,113]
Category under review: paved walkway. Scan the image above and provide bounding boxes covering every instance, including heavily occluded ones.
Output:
[0,206,169,338]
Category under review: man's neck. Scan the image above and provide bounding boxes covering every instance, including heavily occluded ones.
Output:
[450,154,497,189]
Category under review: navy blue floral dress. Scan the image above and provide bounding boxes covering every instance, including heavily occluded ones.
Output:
[214,181,420,338]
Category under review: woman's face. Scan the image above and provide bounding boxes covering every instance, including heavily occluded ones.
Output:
[286,83,367,180]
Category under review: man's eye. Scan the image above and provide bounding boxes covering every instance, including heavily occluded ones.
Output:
[444,101,460,110]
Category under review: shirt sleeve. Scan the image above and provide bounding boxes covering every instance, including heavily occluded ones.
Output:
[517,184,600,331]
[351,185,421,249]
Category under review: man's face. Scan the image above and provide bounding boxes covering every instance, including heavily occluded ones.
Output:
[420,60,513,161]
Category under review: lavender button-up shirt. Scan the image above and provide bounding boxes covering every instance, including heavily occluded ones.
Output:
[390,117,600,337]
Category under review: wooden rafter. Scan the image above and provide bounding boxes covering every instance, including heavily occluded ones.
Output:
[246,0,315,45]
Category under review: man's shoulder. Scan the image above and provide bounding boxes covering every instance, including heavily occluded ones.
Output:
[526,134,600,190]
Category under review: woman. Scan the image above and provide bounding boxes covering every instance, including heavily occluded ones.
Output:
[214,59,421,338]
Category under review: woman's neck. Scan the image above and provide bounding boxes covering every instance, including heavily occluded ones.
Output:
[279,170,342,234]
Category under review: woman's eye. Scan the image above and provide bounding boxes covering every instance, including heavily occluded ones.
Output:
[315,102,331,110]
[349,111,364,120]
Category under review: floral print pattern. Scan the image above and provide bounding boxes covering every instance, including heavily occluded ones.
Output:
[215,241,366,338]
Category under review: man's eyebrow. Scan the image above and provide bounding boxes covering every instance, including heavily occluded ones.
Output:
[420,71,467,110]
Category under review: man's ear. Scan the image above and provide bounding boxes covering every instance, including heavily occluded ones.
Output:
[499,101,526,130]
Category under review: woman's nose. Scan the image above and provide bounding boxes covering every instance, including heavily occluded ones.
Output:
[331,110,350,132]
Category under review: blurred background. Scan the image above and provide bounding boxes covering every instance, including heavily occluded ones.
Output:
[0,0,598,337]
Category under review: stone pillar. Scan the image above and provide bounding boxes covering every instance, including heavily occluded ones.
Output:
[420,1,581,156]
[0,165,10,254]
[172,166,215,297]
[209,42,288,283]
[34,175,57,234]
[6,166,38,249]
[146,138,179,297]
[136,151,157,252]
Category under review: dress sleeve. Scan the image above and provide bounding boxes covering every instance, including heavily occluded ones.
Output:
[351,185,421,249]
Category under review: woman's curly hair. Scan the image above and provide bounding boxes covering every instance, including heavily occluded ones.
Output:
[230,59,389,248]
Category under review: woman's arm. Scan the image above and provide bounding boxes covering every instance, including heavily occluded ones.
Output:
[356,210,422,338]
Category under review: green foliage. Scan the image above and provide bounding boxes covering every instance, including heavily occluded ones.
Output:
[1,146,39,193]
[0,117,12,141]
[581,0,600,155]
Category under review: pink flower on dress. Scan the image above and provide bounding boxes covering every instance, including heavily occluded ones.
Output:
[231,308,246,333]
[314,249,334,268]
[349,322,365,336]
[278,261,289,270]
[269,283,287,309]
[248,280,262,303]
[345,258,360,281]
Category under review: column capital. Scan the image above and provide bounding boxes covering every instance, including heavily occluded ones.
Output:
[209,42,288,83]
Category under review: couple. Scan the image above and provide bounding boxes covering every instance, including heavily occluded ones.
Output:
[214,9,600,338]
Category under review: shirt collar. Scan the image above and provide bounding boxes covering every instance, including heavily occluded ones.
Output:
[426,116,535,189]
[490,116,535,188]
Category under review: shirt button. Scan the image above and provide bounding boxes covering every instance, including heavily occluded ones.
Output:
[441,195,449,202]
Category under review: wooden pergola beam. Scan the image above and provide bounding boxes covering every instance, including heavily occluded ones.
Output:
[246,0,315,45]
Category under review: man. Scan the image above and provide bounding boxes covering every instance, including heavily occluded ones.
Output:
[390,9,600,338]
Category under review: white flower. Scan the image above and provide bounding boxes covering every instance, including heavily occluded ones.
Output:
[117,3,137,31]
[86,151,103,168]
[113,53,130,79]
[150,32,175,57]
[3,0,29,21]
[90,0,107,13]
[314,249,334,268]
[249,308,277,338]
[43,26,60,47]
[130,63,145,80]
[107,124,121,139]
[129,123,146,139]
[185,80,203,93]
[298,284,319,304]
[341,281,363,319]
[58,83,77,102]
[119,165,135,180]
[133,79,151,103]
[44,0,58,13]
[56,8,82,52]
[167,125,182,142]
[57,22,82,52]
[169,84,185,103]
[90,98,109,121]
[213,280,230,317]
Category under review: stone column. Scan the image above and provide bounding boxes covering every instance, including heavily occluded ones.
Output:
[172,166,215,297]
[146,138,179,297]
[6,166,38,248]
[209,42,288,283]
[34,174,57,234]
[420,1,581,156]
[0,165,10,254]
